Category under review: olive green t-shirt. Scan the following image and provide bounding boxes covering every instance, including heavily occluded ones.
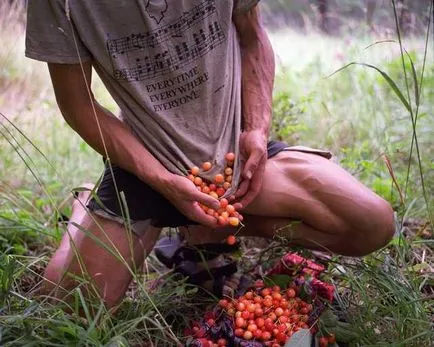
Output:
[26,0,259,191]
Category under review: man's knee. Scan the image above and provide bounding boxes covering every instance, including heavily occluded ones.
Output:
[40,256,70,297]
[340,198,395,256]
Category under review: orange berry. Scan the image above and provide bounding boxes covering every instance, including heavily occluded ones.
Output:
[218,216,229,226]
[221,211,229,219]
[229,217,240,227]
[223,182,231,190]
[225,175,232,183]
[209,191,218,199]
[227,235,236,245]
[214,174,224,184]
[220,198,229,208]
[224,167,233,176]
[191,166,200,176]
[194,176,203,186]
[202,186,210,194]
[226,204,235,214]
[202,161,212,171]
[187,174,195,182]
[225,152,235,162]
[207,208,215,216]
[243,330,253,340]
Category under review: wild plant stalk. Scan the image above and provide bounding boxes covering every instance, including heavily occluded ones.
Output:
[391,0,433,225]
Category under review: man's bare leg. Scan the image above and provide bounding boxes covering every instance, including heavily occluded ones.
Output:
[182,151,395,256]
[42,189,161,309]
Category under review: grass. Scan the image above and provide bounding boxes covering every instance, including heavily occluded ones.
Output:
[0,1,433,346]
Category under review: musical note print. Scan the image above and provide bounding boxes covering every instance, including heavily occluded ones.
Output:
[106,0,226,83]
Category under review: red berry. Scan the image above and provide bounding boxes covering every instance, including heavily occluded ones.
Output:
[219,198,229,208]
[235,317,246,328]
[235,328,244,337]
[256,317,265,328]
[276,332,287,343]
[225,152,235,162]
[227,235,236,245]
[261,331,272,341]
[272,292,282,301]
[261,288,271,297]
[219,299,228,308]
[286,288,296,298]
[319,337,329,347]
[328,333,336,343]
[218,216,229,226]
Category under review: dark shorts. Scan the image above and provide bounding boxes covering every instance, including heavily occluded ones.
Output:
[87,141,331,234]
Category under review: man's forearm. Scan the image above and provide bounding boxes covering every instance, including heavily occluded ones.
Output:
[64,102,172,190]
[237,8,275,137]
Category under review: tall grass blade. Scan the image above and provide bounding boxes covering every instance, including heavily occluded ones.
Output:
[328,62,411,112]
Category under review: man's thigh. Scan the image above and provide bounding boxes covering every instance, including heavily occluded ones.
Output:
[243,150,393,234]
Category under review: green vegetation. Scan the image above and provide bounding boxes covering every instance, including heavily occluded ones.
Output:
[0,1,432,346]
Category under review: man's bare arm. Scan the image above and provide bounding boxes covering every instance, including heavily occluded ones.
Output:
[234,5,275,137]
[233,6,275,207]
[48,62,219,226]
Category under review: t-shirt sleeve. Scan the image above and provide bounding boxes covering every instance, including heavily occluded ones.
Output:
[233,0,260,15]
[25,0,91,64]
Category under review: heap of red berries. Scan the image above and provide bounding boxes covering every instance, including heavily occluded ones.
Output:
[218,283,312,346]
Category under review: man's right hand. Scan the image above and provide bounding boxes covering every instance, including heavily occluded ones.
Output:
[160,174,221,228]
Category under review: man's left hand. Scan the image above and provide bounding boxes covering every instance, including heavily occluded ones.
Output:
[235,130,267,208]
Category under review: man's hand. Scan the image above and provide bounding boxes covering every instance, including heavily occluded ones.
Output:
[160,174,221,228]
[235,130,267,208]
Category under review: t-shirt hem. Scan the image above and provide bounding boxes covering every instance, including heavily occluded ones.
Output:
[25,49,92,64]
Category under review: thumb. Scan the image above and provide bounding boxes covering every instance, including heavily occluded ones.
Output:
[193,191,220,210]
[242,150,262,180]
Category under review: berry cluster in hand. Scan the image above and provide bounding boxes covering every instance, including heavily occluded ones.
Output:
[218,283,313,346]
[187,152,243,230]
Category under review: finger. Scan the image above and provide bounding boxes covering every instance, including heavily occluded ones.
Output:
[242,150,263,180]
[191,203,218,228]
[235,179,250,199]
[238,160,265,207]
[192,190,220,210]
[233,202,243,210]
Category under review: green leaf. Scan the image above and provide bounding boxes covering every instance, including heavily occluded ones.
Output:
[328,62,411,112]
[264,274,292,288]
